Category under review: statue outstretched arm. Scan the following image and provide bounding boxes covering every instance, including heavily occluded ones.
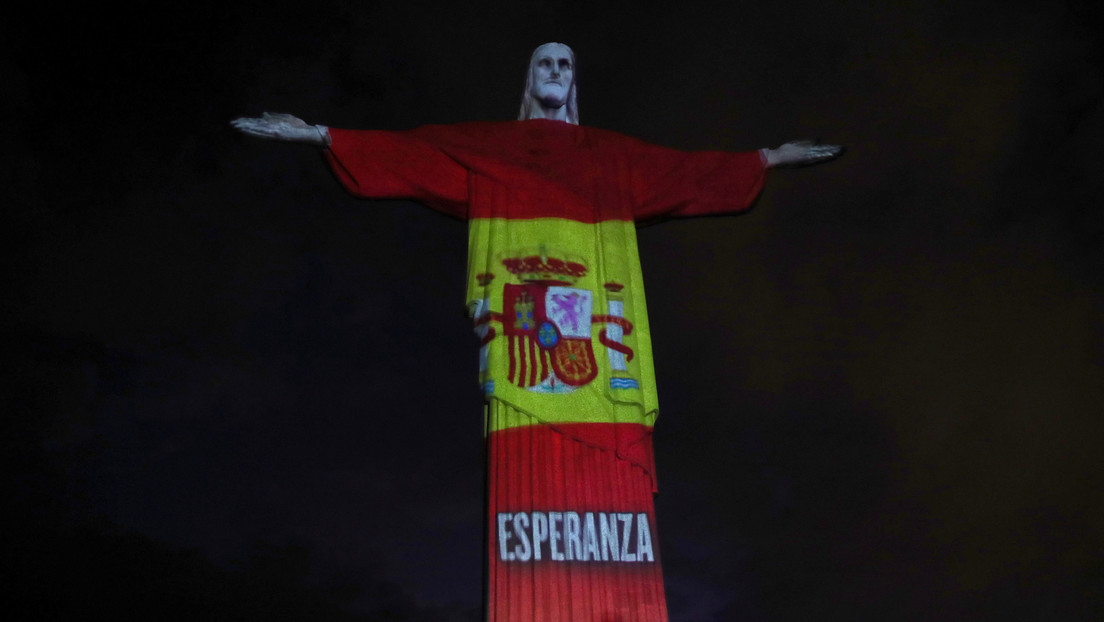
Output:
[231,112,332,147]
[761,140,844,168]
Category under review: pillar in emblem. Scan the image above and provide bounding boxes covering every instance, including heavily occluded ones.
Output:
[603,282,628,372]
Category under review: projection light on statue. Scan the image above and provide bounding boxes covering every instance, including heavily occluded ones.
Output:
[496,511,654,563]
[232,41,842,622]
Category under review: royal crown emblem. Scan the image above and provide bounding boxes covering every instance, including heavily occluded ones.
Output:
[501,248,587,286]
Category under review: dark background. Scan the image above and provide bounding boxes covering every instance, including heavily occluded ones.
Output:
[5,2,1103,620]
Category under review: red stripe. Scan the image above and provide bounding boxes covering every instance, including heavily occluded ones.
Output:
[326,125,767,225]
[507,336,517,383]
[517,336,527,386]
[532,339,542,386]
[534,340,544,386]
[486,421,667,621]
[527,337,537,387]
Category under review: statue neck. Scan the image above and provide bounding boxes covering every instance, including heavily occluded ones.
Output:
[527,101,574,124]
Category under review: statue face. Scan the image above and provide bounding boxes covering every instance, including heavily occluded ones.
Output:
[529,43,575,109]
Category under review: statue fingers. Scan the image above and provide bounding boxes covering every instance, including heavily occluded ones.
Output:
[230,117,273,137]
[786,138,817,149]
[806,144,844,162]
[262,112,309,128]
[232,117,295,139]
[770,140,845,168]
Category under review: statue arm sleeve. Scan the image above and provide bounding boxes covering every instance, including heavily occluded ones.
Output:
[629,144,767,223]
[324,128,470,220]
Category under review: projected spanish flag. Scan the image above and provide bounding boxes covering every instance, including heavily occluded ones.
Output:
[325,119,765,622]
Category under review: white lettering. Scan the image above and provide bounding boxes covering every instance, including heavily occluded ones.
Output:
[513,513,532,562]
[494,511,655,564]
[600,512,619,562]
[549,512,564,561]
[636,513,654,562]
[582,513,599,562]
[532,512,548,561]
[564,512,582,561]
[498,513,514,561]
[618,513,635,562]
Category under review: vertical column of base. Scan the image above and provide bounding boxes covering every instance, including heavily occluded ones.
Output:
[485,402,668,622]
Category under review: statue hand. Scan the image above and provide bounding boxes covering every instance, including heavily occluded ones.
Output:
[230,112,330,146]
[763,140,844,168]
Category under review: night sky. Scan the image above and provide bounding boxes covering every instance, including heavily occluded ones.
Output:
[6,2,1104,620]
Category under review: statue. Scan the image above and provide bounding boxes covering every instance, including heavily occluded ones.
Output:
[233,42,841,622]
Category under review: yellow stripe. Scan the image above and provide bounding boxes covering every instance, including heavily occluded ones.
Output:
[467,218,660,431]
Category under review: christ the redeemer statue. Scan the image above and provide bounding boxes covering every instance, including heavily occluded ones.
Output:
[233,42,841,622]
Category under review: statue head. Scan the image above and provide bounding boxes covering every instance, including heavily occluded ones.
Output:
[518,42,578,124]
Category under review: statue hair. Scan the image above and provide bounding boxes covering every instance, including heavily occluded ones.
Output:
[518,42,579,124]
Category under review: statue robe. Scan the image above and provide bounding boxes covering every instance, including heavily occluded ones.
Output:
[325,119,766,622]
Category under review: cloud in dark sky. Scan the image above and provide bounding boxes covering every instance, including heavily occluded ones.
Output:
[6,1,1103,620]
